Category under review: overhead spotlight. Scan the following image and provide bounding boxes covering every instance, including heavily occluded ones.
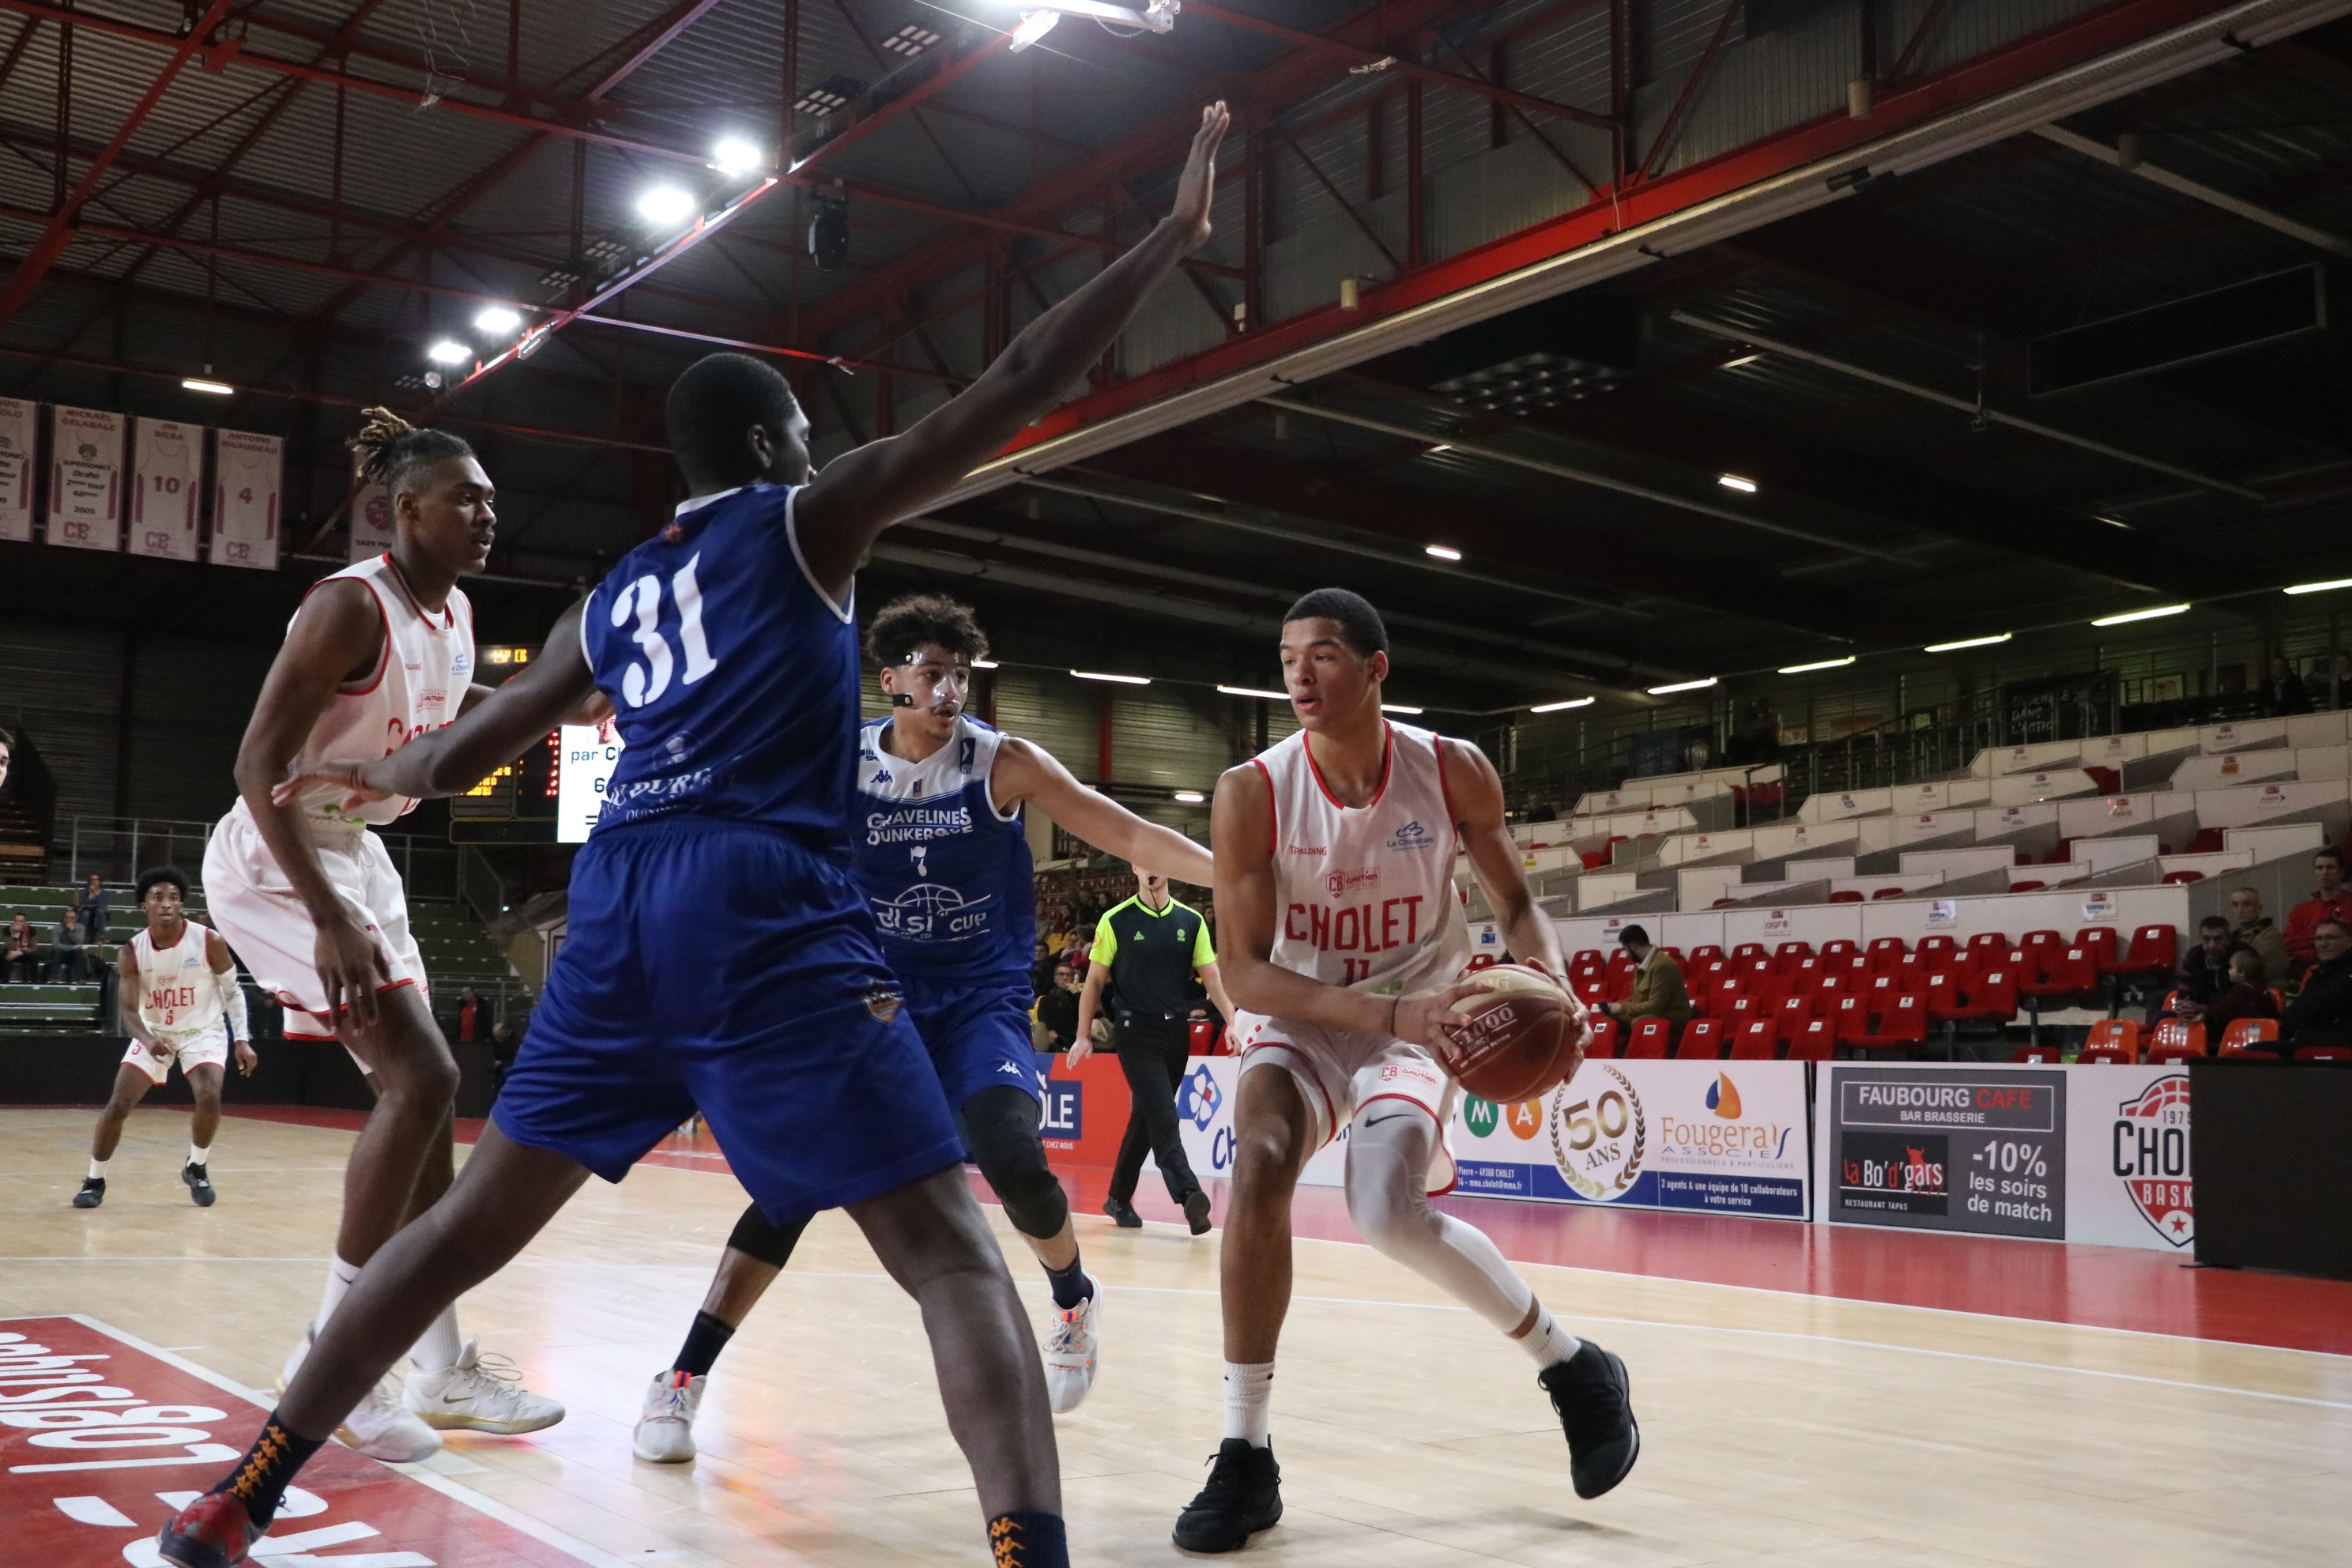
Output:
[473,305,522,336]
[971,658,1000,669]
[1717,473,1758,493]
[425,339,472,366]
[1720,353,1762,369]
[1777,656,1856,674]
[1008,9,1061,50]
[711,137,765,178]
[1530,697,1595,713]
[1424,544,1462,561]
[1646,677,1717,695]
[2090,603,2189,628]
[181,377,234,395]
[1072,669,1150,684]
[2097,516,2133,530]
[1217,684,1288,700]
[1925,632,2011,653]
[1380,703,1423,714]
[1173,790,1207,803]
[808,185,849,271]
[637,185,696,228]
[2285,578,2352,596]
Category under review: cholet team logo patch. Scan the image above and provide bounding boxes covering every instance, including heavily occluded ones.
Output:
[2114,1073,2193,1247]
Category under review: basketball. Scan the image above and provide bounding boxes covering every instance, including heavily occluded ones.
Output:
[1447,963,1583,1102]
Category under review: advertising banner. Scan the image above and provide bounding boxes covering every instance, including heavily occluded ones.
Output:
[0,397,32,542]
[555,719,624,843]
[1818,1064,2065,1240]
[212,428,281,569]
[1167,1055,1349,1189]
[349,481,395,562]
[47,403,122,550]
[2066,1065,2193,1251]
[128,417,202,561]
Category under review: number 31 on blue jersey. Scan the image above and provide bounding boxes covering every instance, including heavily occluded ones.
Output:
[610,555,718,708]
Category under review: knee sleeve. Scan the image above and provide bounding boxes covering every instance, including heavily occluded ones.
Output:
[962,1084,1070,1240]
[1344,1108,1532,1336]
[726,1200,812,1268]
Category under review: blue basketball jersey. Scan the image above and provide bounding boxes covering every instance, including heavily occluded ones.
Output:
[580,484,858,849]
[853,714,1036,985]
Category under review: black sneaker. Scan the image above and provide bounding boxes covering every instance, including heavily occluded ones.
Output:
[1183,1189,1214,1235]
[1104,1196,1143,1228]
[1540,1340,1640,1499]
[182,1163,216,1208]
[72,1177,105,1209]
[1172,1438,1281,1552]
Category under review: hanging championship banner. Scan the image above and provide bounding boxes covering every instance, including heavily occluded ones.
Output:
[212,428,282,570]
[128,416,202,561]
[0,398,32,542]
[349,482,395,563]
[47,403,123,550]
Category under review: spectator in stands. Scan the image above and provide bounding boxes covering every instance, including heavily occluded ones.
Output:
[2227,886,2289,983]
[4,911,36,982]
[2280,918,2352,1057]
[488,1019,522,1099]
[1030,939,1060,1000]
[50,903,89,982]
[2261,654,2313,717]
[75,873,108,949]
[2169,917,2242,1016]
[2284,847,2352,967]
[1597,925,1691,1028]
[2198,948,2280,1034]
[454,985,484,1043]
[1033,959,1082,1051]
[0,727,11,793]
[2333,650,2352,710]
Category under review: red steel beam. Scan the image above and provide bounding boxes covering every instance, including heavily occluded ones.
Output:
[790,31,1017,175]
[0,0,239,333]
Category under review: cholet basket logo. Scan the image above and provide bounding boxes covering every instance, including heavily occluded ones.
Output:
[1547,1064,1645,1200]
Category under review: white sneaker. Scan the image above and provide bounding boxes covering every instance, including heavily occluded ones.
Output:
[402,1340,565,1434]
[1042,1276,1102,1414]
[278,1321,443,1462]
[632,1370,706,1462]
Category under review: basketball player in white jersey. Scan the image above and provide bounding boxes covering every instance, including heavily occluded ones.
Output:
[71,867,256,1209]
[201,410,564,1463]
[1173,588,1639,1553]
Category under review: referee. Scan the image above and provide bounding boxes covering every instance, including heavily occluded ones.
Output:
[1071,864,1234,1234]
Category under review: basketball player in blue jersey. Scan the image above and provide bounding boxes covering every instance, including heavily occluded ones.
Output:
[158,101,1232,1568]
[631,593,1220,1462]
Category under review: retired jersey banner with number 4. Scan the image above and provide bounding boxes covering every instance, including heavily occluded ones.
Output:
[127,418,202,561]
[349,482,395,563]
[47,405,122,551]
[210,429,281,570]
[0,398,32,543]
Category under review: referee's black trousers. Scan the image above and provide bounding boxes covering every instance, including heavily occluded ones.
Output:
[1108,1015,1202,1204]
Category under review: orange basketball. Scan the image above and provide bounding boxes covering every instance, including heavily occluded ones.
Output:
[1447,963,1584,1102]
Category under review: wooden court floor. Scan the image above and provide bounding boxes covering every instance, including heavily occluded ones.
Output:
[4,1105,2349,1567]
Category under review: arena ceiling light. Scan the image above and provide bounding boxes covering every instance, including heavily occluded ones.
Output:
[180,377,234,395]
[2286,577,2352,596]
[1380,703,1423,714]
[710,137,765,179]
[424,339,472,366]
[1005,0,1178,53]
[1173,790,1206,803]
[2090,603,2190,627]
[636,186,697,228]
[1008,10,1061,49]
[1777,656,1855,674]
[1217,684,1288,700]
[1717,473,1758,493]
[1072,669,1150,684]
[473,305,522,336]
[1925,632,2011,653]
[971,658,999,669]
[1646,677,1717,695]
[1424,544,1462,560]
[1530,697,1595,712]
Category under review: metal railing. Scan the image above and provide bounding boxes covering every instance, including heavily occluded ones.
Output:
[59,816,462,900]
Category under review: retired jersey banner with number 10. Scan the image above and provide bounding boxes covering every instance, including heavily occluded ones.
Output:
[0,398,32,542]
[212,428,281,570]
[128,417,202,561]
[47,404,122,550]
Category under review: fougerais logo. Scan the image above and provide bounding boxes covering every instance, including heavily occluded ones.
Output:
[1658,1072,1793,1162]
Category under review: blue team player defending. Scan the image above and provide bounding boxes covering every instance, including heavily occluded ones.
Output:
[157,100,1233,1568]
[631,593,1222,1464]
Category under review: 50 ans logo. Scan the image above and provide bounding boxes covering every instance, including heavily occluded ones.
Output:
[1548,1064,1645,1200]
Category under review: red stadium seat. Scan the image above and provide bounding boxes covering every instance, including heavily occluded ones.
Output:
[2113,925,2178,982]
[2080,1019,2140,1065]
[2187,827,2227,854]
[1966,932,2011,961]
[1830,890,1864,903]
[1624,1018,1673,1059]
[1866,937,1907,971]
[2300,1045,2352,1060]
[2072,926,2119,972]
[1918,934,1957,961]
[1676,1019,1728,1059]
[1689,944,1724,967]
[2085,765,2120,795]
[1581,851,1609,870]
[2162,869,2204,884]
[1585,1017,1621,1058]
[2011,1045,2064,1063]
[2148,1019,2205,1063]
[2021,929,2064,959]
[1572,949,1606,970]
[1961,967,2018,1023]
[1921,968,1966,1023]
[1730,943,1766,963]
[1774,992,1814,1031]
[1871,886,1908,900]
[1822,939,1860,959]
[1717,993,1762,1031]
[1830,993,1869,1046]
[1859,993,1928,1054]
[2020,945,2100,1012]
[2220,1018,2278,1053]
[1772,940,1813,973]
[2010,880,2047,892]
[1729,1019,1780,1061]
[1785,1017,1838,1061]
[1712,898,1743,908]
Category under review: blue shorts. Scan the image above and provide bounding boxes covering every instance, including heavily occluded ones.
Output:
[493,816,964,1221]
[903,975,1042,1112]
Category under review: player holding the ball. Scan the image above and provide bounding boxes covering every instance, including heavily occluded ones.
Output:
[1174,587,1640,1555]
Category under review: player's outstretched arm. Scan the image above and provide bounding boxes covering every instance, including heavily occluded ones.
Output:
[1210,762,1477,1050]
[993,736,1214,886]
[1446,740,1568,982]
[794,102,1230,587]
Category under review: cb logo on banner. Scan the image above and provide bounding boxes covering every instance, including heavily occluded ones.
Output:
[2114,1073,2192,1247]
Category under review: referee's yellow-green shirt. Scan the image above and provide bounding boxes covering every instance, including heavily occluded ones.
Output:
[1089,895,1214,1016]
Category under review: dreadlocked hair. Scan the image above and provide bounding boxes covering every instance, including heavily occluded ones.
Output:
[349,407,473,491]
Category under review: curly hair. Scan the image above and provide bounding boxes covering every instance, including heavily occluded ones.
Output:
[348,407,474,492]
[865,593,989,668]
[135,866,188,903]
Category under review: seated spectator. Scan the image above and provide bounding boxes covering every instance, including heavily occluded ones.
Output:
[488,1019,522,1099]
[76,873,109,949]
[2280,918,2352,1057]
[2193,949,2279,1033]
[2167,917,2241,1014]
[2261,654,2313,716]
[1030,939,1059,1000]
[1596,925,1691,1026]
[453,985,484,1042]
[4,912,36,982]
[2283,847,2352,968]
[1033,959,1082,1050]
[2227,886,2288,983]
[50,906,89,982]
[2334,650,2352,711]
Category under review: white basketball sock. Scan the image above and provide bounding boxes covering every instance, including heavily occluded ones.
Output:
[318,1254,362,1326]
[87,1159,107,1181]
[188,1144,210,1167]
[1223,1360,1275,1448]
[1513,1302,1581,1369]
[409,1304,465,1373]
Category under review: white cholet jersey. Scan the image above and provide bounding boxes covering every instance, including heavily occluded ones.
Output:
[274,552,476,828]
[1251,721,1471,997]
[133,921,221,1039]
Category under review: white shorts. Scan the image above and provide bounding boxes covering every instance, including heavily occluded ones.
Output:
[202,805,424,1064]
[122,1027,228,1085]
[1232,1011,1460,1194]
